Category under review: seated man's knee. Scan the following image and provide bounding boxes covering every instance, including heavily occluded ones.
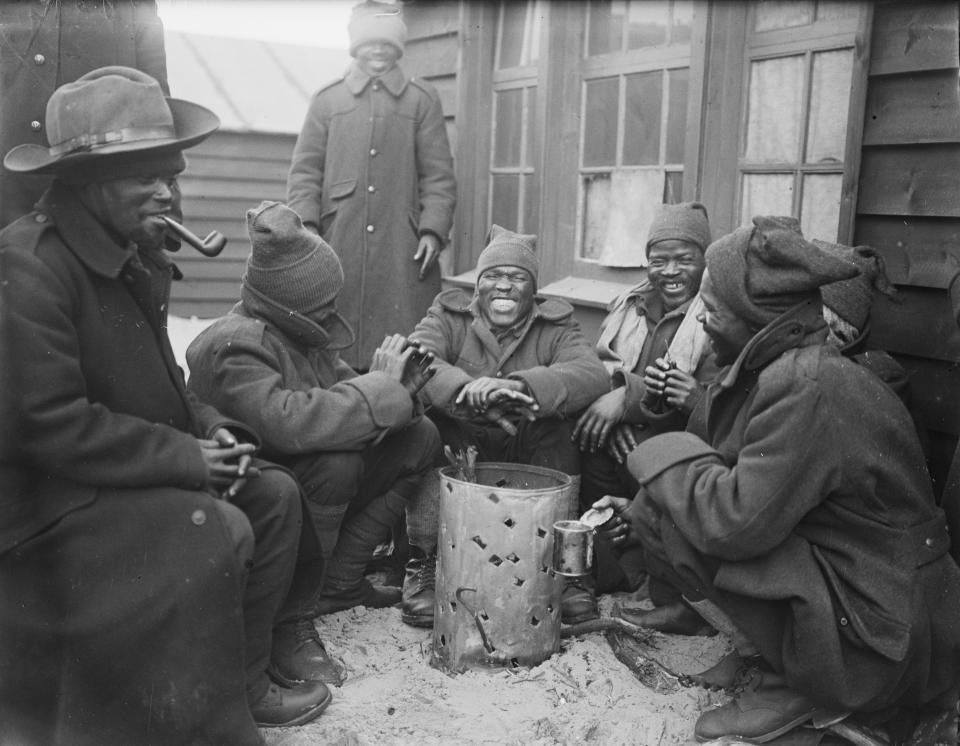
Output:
[407,417,442,470]
[254,465,303,529]
[209,498,255,567]
[296,452,364,506]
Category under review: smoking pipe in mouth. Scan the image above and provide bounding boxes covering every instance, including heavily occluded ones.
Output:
[161,216,227,258]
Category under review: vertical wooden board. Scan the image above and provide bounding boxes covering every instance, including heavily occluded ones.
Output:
[855,215,960,288]
[863,70,960,145]
[429,75,459,117]
[869,2,959,76]
[404,0,461,39]
[893,354,960,435]
[857,145,960,218]
[867,285,960,361]
[405,35,460,79]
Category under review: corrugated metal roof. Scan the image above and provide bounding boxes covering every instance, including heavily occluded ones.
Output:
[165,31,350,134]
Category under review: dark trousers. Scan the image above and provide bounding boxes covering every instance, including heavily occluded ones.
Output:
[428,413,581,475]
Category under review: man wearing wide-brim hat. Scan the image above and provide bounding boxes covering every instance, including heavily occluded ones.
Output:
[594,216,960,743]
[0,66,331,743]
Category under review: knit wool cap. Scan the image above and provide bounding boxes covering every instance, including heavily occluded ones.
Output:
[705,216,859,328]
[348,1,407,57]
[816,240,896,331]
[242,201,343,314]
[646,201,712,255]
[476,224,539,285]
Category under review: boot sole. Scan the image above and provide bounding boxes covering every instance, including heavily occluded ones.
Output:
[401,612,434,628]
[268,661,346,688]
[254,687,332,728]
[694,708,818,744]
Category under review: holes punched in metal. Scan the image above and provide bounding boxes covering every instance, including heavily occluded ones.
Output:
[503,518,515,528]
[505,552,520,563]
[472,535,487,549]
[487,492,501,504]
[489,555,503,567]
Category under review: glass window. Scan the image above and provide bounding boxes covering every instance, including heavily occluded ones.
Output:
[583,78,620,167]
[497,1,540,69]
[744,55,804,163]
[806,49,852,163]
[800,173,843,241]
[754,1,814,32]
[740,173,795,224]
[623,71,662,166]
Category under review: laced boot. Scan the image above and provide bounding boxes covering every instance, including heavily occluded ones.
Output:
[315,491,406,615]
[250,679,331,728]
[401,546,437,627]
[693,670,823,743]
[561,575,599,624]
[268,617,346,687]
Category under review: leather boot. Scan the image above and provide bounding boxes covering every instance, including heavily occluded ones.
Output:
[693,670,822,743]
[401,546,436,628]
[316,491,405,614]
[617,600,716,636]
[561,575,599,624]
[688,649,765,692]
[251,679,331,728]
[269,617,346,687]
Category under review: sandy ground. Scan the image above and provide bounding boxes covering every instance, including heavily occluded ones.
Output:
[263,591,732,746]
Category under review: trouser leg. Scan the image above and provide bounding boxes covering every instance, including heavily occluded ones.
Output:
[219,463,302,701]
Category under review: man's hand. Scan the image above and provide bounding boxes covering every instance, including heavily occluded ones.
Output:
[401,340,436,396]
[606,423,640,463]
[572,387,626,453]
[644,358,701,413]
[369,334,413,381]
[197,428,258,498]
[413,233,442,280]
[591,494,638,548]
[456,376,527,412]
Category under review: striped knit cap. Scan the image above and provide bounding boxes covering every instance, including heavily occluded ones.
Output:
[476,224,539,286]
[242,201,343,313]
[706,216,858,328]
[646,201,712,255]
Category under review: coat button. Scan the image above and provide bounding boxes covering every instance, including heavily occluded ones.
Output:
[372,82,380,91]
[34,214,47,223]
[839,616,848,626]
[366,224,375,233]
[368,185,375,192]
[369,148,378,156]
[925,537,934,547]
[30,120,42,131]
[34,54,46,65]
[191,509,206,526]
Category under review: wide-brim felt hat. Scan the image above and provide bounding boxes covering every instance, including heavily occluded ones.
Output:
[4,65,219,175]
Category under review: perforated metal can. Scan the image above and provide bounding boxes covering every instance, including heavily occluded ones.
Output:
[431,463,576,673]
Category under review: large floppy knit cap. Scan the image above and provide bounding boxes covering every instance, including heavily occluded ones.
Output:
[705,216,859,328]
[646,201,712,254]
[348,0,407,57]
[242,201,344,313]
[815,240,897,331]
[476,224,539,285]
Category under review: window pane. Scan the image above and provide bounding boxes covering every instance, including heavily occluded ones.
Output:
[627,0,668,50]
[754,1,814,31]
[587,0,625,57]
[523,171,540,234]
[665,67,689,164]
[664,170,683,203]
[583,169,664,266]
[525,86,538,169]
[800,173,842,242]
[740,173,794,226]
[806,49,852,164]
[491,174,520,230]
[623,71,662,166]
[744,55,804,163]
[671,1,693,44]
[498,1,527,69]
[816,1,860,23]
[493,88,523,167]
[583,77,619,167]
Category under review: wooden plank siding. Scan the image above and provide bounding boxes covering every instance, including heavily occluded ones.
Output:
[854,1,960,450]
[170,131,296,318]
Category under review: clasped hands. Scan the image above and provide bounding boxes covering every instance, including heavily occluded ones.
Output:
[454,376,539,436]
[369,333,437,397]
[197,427,258,500]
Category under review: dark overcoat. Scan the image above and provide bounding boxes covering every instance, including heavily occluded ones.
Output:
[0,183,263,745]
[287,62,456,369]
[627,300,960,712]
[0,0,168,227]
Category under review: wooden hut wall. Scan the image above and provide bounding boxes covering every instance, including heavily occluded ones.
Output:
[170,131,297,318]
[854,1,960,481]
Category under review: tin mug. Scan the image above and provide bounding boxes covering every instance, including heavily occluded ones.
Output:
[552,520,594,577]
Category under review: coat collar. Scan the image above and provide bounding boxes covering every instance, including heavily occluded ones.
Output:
[717,297,828,390]
[616,280,693,325]
[344,62,408,96]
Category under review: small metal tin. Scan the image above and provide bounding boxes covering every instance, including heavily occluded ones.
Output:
[552,520,594,577]
[579,506,614,529]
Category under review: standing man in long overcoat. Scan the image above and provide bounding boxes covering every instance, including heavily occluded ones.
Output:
[0,0,169,228]
[287,0,456,370]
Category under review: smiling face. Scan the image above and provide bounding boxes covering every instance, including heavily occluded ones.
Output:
[354,40,401,77]
[477,265,535,330]
[696,272,756,366]
[93,168,183,250]
[646,239,706,311]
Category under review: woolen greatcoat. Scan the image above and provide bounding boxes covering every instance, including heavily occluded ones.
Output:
[0,183,274,745]
[409,288,609,421]
[627,299,960,712]
[287,62,456,369]
[0,0,168,227]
